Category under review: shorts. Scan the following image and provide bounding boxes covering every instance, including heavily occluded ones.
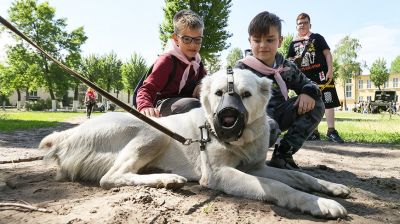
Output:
[319,79,340,109]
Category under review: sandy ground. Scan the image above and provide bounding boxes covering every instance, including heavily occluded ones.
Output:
[0,115,399,224]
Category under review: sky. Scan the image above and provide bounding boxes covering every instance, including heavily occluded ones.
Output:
[1,0,400,74]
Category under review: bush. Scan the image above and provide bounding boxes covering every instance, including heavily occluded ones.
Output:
[25,99,52,111]
[0,95,11,106]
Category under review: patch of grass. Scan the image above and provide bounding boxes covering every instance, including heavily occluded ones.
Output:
[0,111,84,132]
[1,110,399,145]
[202,202,215,214]
[318,111,400,145]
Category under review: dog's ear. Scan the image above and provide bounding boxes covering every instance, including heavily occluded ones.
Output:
[200,74,212,112]
[259,77,272,98]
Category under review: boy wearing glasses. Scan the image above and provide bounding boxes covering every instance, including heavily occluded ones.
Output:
[287,13,344,143]
[235,11,324,170]
[136,9,207,117]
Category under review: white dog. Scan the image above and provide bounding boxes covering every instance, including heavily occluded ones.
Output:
[40,69,350,219]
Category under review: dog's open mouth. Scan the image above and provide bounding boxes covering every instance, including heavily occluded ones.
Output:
[219,108,239,127]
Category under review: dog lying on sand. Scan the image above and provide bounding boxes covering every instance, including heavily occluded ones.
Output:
[40,69,350,218]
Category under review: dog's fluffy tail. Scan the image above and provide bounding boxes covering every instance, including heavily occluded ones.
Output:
[39,130,71,161]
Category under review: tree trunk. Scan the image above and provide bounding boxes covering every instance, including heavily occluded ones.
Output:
[74,84,79,100]
[17,89,21,101]
[41,54,55,100]
[343,85,347,111]
[25,89,29,101]
[51,99,57,111]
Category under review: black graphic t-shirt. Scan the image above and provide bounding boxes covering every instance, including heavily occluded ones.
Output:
[287,33,330,84]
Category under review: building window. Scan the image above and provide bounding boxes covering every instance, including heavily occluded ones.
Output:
[29,91,38,97]
[367,96,372,102]
[345,84,352,98]
[393,78,398,88]
[367,80,371,89]
[384,80,388,88]
[358,80,363,89]
[358,96,363,102]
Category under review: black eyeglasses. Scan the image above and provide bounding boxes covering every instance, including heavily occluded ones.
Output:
[297,21,309,26]
[177,34,203,45]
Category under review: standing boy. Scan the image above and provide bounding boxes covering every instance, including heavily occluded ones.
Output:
[235,11,324,170]
[136,9,207,117]
[287,13,344,143]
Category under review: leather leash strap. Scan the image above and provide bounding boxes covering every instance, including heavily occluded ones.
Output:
[0,15,192,145]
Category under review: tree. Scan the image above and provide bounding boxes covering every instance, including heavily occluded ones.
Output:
[5,0,87,101]
[159,0,232,65]
[81,54,103,83]
[370,58,389,90]
[333,36,361,110]
[2,44,42,106]
[98,52,123,94]
[205,56,221,74]
[226,47,243,68]
[278,33,294,57]
[390,55,400,74]
[121,53,148,105]
[0,64,12,108]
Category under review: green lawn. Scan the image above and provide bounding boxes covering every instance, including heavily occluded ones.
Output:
[317,111,400,145]
[0,110,399,145]
[0,110,85,132]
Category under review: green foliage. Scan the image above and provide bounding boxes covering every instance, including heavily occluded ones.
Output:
[122,53,148,93]
[332,58,340,79]
[5,0,87,100]
[1,44,42,97]
[25,98,52,111]
[333,36,362,81]
[390,55,400,74]
[99,52,123,93]
[160,0,233,65]
[80,52,124,100]
[81,54,103,82]
[370,58,389,90]
[278,33,294,57]
[205,56,221,74]
[333,36,362,109]
[226,47,243,68]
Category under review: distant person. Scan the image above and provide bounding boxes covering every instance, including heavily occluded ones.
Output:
[235,11,324,170]
[136,9,207,117]
[84,87,96,119]
[287,12,344,143]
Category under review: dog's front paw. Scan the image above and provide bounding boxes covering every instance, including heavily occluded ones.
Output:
[309,198,347,219]
[332,184,351,198]
[156,174,187,190]
[325,183,351,198]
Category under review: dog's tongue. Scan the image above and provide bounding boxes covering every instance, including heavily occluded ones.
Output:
[222,116,236,127]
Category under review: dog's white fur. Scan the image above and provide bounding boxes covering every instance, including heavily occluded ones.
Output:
[40,69,350,218]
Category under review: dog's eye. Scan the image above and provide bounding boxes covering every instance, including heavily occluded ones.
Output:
[215,90,223,96]
[242,91,252,98]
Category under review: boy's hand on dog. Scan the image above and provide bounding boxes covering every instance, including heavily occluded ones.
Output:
[294,94,315,114]
[141,107,160,117]
[192,84,201,98]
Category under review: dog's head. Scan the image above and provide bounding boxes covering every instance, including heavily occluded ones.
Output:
[200,69,272,143]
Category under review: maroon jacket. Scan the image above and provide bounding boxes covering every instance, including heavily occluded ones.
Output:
[136,54,207,112]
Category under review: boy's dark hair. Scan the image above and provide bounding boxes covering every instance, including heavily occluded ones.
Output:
[173,9,204,34]
[296,13,311,23]
[248,11,283,37]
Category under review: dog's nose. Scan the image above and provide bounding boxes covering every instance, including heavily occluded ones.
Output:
[222,116,236,127]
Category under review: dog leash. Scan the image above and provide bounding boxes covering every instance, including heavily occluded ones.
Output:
[0,15,203,146]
